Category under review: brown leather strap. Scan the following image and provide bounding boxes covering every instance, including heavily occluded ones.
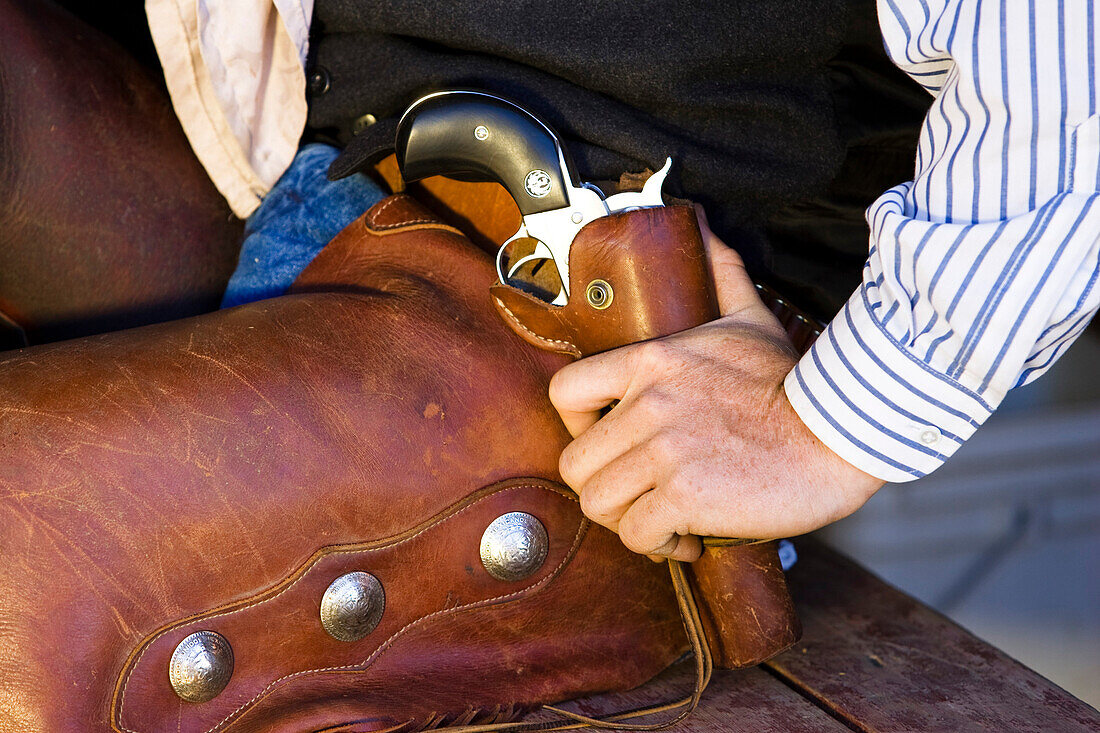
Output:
[755,281,826,353]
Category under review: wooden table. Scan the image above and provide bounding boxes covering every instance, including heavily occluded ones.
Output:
[536,540,1100,732]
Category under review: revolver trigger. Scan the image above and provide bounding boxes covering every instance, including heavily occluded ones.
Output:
[506,240,555,280]
[510,251,568,306]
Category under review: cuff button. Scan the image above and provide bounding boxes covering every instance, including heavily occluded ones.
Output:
[919,427,942,446]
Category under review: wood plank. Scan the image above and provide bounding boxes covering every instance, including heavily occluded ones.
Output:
[766,539,1100,732]
[529,660,851,732]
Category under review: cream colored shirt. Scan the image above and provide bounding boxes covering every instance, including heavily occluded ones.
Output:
[146,0,312,218]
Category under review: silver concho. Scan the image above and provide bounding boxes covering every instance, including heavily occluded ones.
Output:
[480,512,549,582]
[168,630,234,703]
[524,169,552,198]
[320,571,385,642]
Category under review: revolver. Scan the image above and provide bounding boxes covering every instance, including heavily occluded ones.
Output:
[395,90,671,305]
[395,90,800,671]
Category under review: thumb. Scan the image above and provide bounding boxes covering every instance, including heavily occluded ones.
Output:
[694,205,765,318]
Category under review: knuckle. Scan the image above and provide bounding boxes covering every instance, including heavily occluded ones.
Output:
[558,445,581,487]
[638,340,675,373]
[578,486,611,524]
[646,430,678,466]
[618,505,662,556]
[662,468,690,500]
[717,243,746,269]
[660,474,684,509]
[547,367,573,409]
[631,389,670,423]
[618,522,650,555]
[663,470,703,520]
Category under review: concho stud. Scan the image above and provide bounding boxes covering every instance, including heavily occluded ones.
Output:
[168,630,234,703]
[480,512,549,582]
[320,571,386,642]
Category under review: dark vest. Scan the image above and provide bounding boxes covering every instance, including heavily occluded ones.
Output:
[305,0,929,318]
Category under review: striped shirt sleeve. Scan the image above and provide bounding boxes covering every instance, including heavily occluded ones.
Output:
[784,0,1100,482]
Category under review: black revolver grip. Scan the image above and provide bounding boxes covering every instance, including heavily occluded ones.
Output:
[395,91,573,217]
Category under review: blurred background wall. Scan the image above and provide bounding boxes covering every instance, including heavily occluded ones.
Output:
[819,326,1100,708]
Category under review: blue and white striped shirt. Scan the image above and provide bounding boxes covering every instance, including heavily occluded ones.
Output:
[785,0,1100,482]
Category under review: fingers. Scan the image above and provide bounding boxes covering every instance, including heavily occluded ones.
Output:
[549,343,643,437]
[551,204,762,440]
[694,204,767,318]
[570,436,665,530]
[566,433,702,563]
[617,489,702,562]
[557,387,654,490]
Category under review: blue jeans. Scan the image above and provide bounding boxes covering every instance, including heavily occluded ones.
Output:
[221,144,386,309]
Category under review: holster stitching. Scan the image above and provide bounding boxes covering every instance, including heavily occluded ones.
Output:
[494,297,580,357]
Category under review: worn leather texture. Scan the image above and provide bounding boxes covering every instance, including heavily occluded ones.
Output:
[0,0,241,346]
[691,542,801,669]
[0,195,685,731]
[491,204,802,669]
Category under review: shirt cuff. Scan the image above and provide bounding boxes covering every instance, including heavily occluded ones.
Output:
[783,288,998,483]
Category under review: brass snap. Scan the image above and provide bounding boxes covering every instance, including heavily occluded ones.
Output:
[585,279,614,310]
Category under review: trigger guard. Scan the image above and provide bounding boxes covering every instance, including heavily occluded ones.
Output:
[495,230,528,286]
[495,236,568,305]
[507,254,550,280]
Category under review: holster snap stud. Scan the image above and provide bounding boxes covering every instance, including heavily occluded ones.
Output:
[585,279,614,310]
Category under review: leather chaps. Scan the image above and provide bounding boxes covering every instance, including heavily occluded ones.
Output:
[0,3,818,729]
[0,185,824,731]
[0,193,693,731]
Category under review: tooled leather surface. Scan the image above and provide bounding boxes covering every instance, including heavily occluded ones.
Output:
[0,194,684,731]
[0,0,240,345]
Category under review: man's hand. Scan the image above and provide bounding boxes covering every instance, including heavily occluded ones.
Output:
[549,210,885,562]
